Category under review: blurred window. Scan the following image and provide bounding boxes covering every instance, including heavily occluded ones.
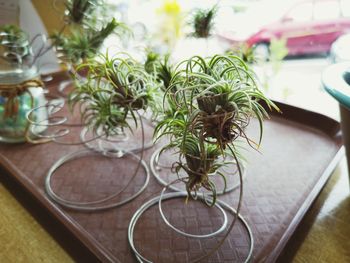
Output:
[340,0,350,17]
[286,2,312,22]
[314,1,340,20]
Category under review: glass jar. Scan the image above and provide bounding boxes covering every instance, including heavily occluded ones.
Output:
[0,25,48,143]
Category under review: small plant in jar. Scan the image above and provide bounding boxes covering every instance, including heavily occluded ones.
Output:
[0,25,47,143]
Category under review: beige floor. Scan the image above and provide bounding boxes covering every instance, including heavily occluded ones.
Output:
[0,182,73,262]
[278,157,350,263]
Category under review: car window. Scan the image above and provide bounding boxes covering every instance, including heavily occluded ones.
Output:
[314,1,340,20]
[286,2,312,22]
[340,0,350,17]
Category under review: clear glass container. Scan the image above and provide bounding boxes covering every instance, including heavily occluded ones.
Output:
[0,25,47,143]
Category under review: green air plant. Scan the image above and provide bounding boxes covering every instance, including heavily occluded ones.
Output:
[49,0,130,68]
[70,53,159,136]
[0,24,26,43]
[64,0,98,24]
[27,1,100,66]
[144,50,160,75]
[144,52,174,92]
[228,43,257,65]
[189,5,217,39]
[156,55,174,92]
[143,51,177,122]
[52,18,124,65]
[155,54,279,205]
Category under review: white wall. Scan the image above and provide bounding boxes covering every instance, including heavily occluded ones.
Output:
[19,0,59,74]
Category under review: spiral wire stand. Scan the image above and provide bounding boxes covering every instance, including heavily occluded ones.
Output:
[22,27,155,211]
[80,119,154,153]
[128,158,254,262]
[127,111,255,262]
[26,84,152,211]
[131,81,256,260]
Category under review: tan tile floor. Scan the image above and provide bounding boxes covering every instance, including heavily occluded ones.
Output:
[279,157,350,263]
[0,182,73,263]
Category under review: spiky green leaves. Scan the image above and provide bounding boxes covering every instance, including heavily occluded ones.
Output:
[53,0,128,66]
[53,18,123,65]
[154,54,279,204]
[65,0,98,24]
[70,53,159,136]
[189,5,217,39]
[167,55,279,148]
[144,50,160,75]
[144,52,174,92]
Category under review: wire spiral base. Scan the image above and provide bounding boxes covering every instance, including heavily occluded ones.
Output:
[128,191,254,263]
[45,149,150,211]
[25,83,152,211]
[80,125,154,154]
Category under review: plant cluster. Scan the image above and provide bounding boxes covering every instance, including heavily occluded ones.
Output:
[64,0,98,24]
[52,18,126,65]
[144,50,160,76]
[70,53,160,136]
[142,51,177,121]
[189,5,217,39]
[48,1,277,210]
[51,0,127,65]
[154,54,278,205]
[227,44,257,65]
[144,51,174,92]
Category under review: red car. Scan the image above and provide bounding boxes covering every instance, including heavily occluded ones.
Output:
[222,0,350,58]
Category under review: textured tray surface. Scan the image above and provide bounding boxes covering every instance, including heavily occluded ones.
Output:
[0,75,342,262]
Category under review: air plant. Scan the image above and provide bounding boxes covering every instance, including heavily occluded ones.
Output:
[64,0,99,24]
[48,0,129,68]
[0,24,26,43]
[155,54,279,205]
[26,0,100,66]
[143,51,178,123]
[70,53,159,136]
[52,18,124,65]
[228,43,257,65]
[144,50,160,75]
[144,51,174,92]
[189,5,217,39]
[156,55,174,92]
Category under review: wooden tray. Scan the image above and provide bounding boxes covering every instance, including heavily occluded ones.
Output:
[0,73,344,262]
